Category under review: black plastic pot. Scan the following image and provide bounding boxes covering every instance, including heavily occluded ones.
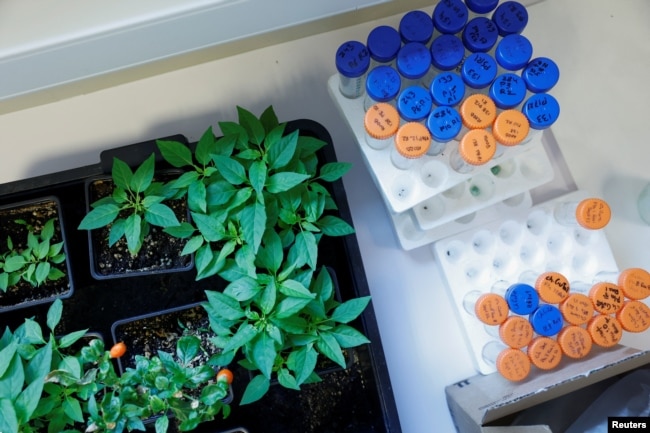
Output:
[0,121,401,433]
[83,170,194,280]
[0,196,74,312]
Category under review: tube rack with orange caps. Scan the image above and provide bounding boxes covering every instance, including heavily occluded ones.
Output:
[432,190,619,374]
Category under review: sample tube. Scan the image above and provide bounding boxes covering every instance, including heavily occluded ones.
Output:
[617,300,650,333]
[396,42,432,88]
[499,315,534,349]
[463,290,510,325]
[461,52,498,94]
[534,271,570,305]
[553,197,611,230]
[483,341,531,381]
[399,10,435,44]
[465,0,500,19]
[432,0,469,35]
[491,1,529,36]
[426,106,463,155]
[491,109,530,158]
[489,73,528,110]
[522,57,560,93]
[336,41,371,99]
[520,93,560,144]
[504,283,539,315]
[588,314,623,348]
[397,85,433,124]
[494,34,533,74]
[528,336,562,370]
[430,71,466,107]
[364,103,400,150]
[391,122,431,170]
[366,25,402,68]
[364,65,402,111]
[589,281,624,315]
[449,128,497,173]
[424,34,466,87]
[557,325,592,360]
[462,17,499,53]
[593,267,650,301]
[559,293,594,326]
[529,304,564,337]
[459,93,497,136]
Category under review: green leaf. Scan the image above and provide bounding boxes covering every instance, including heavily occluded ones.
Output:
[277,368,300,390]
[297,136,327,158]
[46,299,63,332]
[267,130,298,170]
[35,262,50,284]
[41,219,56,241]
[213,155,247,185]
[316,332,347,368]
[266,172,310,193]
[287,345,318,385]
[191,212,226,243]
[196,127,217,165]
[0,341,18,377]
[224,277,261,302]
[180,235,204,255]
[177,335,201,365]
[124,213,143,254]
[330,324,371,348]
[63,396,84,423]
[77,203,121,230]
[256,230,282,274]
[206,181,237,207]
[14,377,44,424]
[258,279,277,315]
[313,267,334,302]
[240,374,270,405]
[317,215,355,237]
[223,323,258,353]
[204,290,245,321]
[330,296,371,323]
[0,398,18,433]
[111,157,133,190]
[295,231,318,270]
[108,218,126,247]
[249,160,267,194]
[157,139,194,168]
[144,203,181,227]
[260,105,280,133]
[164,221,196,239]
[319,162,352,182]
[240,198,266,253]
[3,256,26,273]
[130,153,156,193]
[273,297,312,319]
[22,319,45,344]
[252,332,276,379]
[237,106,266,146]
[188,181,207,213]
[279,280,315,299]
[58,329,89,349]
[155,414,169,433]
[0,354,24,400]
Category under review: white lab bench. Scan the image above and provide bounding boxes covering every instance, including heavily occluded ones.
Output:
[1,1,649,432]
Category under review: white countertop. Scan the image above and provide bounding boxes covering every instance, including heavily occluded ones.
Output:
[1,1,649,432]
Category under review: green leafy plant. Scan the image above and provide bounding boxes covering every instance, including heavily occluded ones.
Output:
[157,106,356,280]
[0,218,67,292]
[0,299,232,433]
[77,153,182,255]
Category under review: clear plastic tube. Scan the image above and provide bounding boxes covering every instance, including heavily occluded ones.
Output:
[426,106,462,155]
[396,42,432,88]
[491,1,529,36]
[366,25,402,68]
[363,65,402,111]
[432,0,469,35]
[399,10,434,44]
[335,41,371,99]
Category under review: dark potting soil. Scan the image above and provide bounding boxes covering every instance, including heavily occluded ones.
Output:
[0,198,72,309]
[87,176,192,277]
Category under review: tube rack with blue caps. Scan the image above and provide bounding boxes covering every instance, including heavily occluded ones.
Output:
[328,0,561,248]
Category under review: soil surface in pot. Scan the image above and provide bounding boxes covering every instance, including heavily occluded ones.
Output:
[0,198,71,309]
[87,176,192,277]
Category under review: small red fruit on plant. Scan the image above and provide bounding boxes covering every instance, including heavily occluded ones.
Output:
[216,368,234,385]
[110,342,127,358]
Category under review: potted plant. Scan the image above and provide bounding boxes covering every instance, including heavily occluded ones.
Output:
[78,153,194,279]
[0,196,73,312]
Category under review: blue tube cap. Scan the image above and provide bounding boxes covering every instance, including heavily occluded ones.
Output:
[366,66,402,102]
[492,1,529,36]
[522,57,560,93]
[504,283,539,315]
[396,42,432,80]
[465,0,499,15]
[367,25,402,63]
[335,41,370,78]
[397,86,433,122]
[432,0,469,35]
[461,52,498,89]
[529,304,564,337]
[495,34,533,71]
[522,93,560,130]
[489,73,527,109]
[430,71,465,106]
[462,17,499,53]
[399,10,434,44]
[427,106,462,142]
[430,34,465,71]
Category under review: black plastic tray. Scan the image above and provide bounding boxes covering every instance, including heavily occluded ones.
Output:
[0,119,401,433]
